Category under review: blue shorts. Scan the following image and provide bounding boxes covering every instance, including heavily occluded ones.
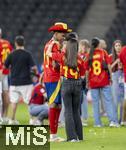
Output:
[45,82,61,105]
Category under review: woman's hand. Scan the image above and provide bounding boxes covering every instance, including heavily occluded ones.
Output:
[111,58,120,69]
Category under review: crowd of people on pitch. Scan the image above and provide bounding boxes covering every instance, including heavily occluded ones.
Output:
[0,22,126,142]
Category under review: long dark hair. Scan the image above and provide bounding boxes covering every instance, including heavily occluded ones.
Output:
[89,37,100,67]
[65,32,78,69]
[112,40,122,62]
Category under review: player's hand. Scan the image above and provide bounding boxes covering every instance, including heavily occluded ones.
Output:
[51,40,59,46]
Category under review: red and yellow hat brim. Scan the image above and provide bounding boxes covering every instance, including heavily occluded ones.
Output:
[48,22,72,33]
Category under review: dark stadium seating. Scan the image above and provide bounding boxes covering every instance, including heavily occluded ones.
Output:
[0,0,93,64]
[105,0,126,52]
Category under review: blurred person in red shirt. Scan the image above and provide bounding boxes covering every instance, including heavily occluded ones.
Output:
[85,37,118,127]
[119,46,126,125]
[79,39,90,126]
[29,74,48,125]
[0,28,13,122]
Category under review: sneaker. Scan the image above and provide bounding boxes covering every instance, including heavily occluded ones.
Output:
[94,124,102,128]
[34,119,41,125]
[109,121,120,127]
[29,119,34,125]
[70,139,79,142]
[49,134,65,142]
[82,122,88,127]
[120,122,126,126]
[8,119,19,125]
[0,118,3,125]
[1,117,10,125]
[81,119,88,127]
[49,137,65,142]
[58,122,65,128]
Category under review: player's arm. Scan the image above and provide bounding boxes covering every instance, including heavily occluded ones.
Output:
[31,65,38,75]
[29,53,38,75]
[104,51,113,82]
[111,58,120,69]
[4,53,11,69]
[46,44,63,63]
[84,59,89,89]
[46,41,59,57]
[107,64,112,83]
[79,58,86,79]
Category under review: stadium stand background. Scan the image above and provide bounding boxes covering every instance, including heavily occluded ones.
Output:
[1,0,126,63]
[105,0,126,52]
[0,0,93,64]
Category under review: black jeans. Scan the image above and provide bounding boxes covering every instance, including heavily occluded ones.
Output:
[62,78,83,141]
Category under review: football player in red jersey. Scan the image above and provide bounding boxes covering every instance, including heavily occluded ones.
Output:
[46,32,85,142]
[0,28,12,122]
[85,37,119,127]
[43,22,72,142]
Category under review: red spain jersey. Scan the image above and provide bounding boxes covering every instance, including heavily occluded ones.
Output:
[0,39,12,74]
[79,52,89,61]
[29,83,46,105]
[43,38,60,82]
[85,49,110,88]
[52,52,85,79]
[119,46,126,82]
[109,53,123,71]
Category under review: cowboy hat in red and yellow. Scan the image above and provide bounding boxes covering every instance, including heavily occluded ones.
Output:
[48,22,72,33]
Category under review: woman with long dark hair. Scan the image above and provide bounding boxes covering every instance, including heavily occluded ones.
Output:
[46,32,85,142]
[86,37,118,127]
[110,40,124,124]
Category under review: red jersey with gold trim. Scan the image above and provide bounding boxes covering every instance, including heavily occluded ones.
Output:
[119,46,126,82]
[52,52,85,79]
[0,39,12,74]
[109,53,123,72]
[43,38,60,82]
[79,52,89,61]
[85,49,110,88]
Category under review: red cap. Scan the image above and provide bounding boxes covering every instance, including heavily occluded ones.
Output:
[48,22,72,33]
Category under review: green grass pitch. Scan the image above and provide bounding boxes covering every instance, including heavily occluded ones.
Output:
[14,103,126,150]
